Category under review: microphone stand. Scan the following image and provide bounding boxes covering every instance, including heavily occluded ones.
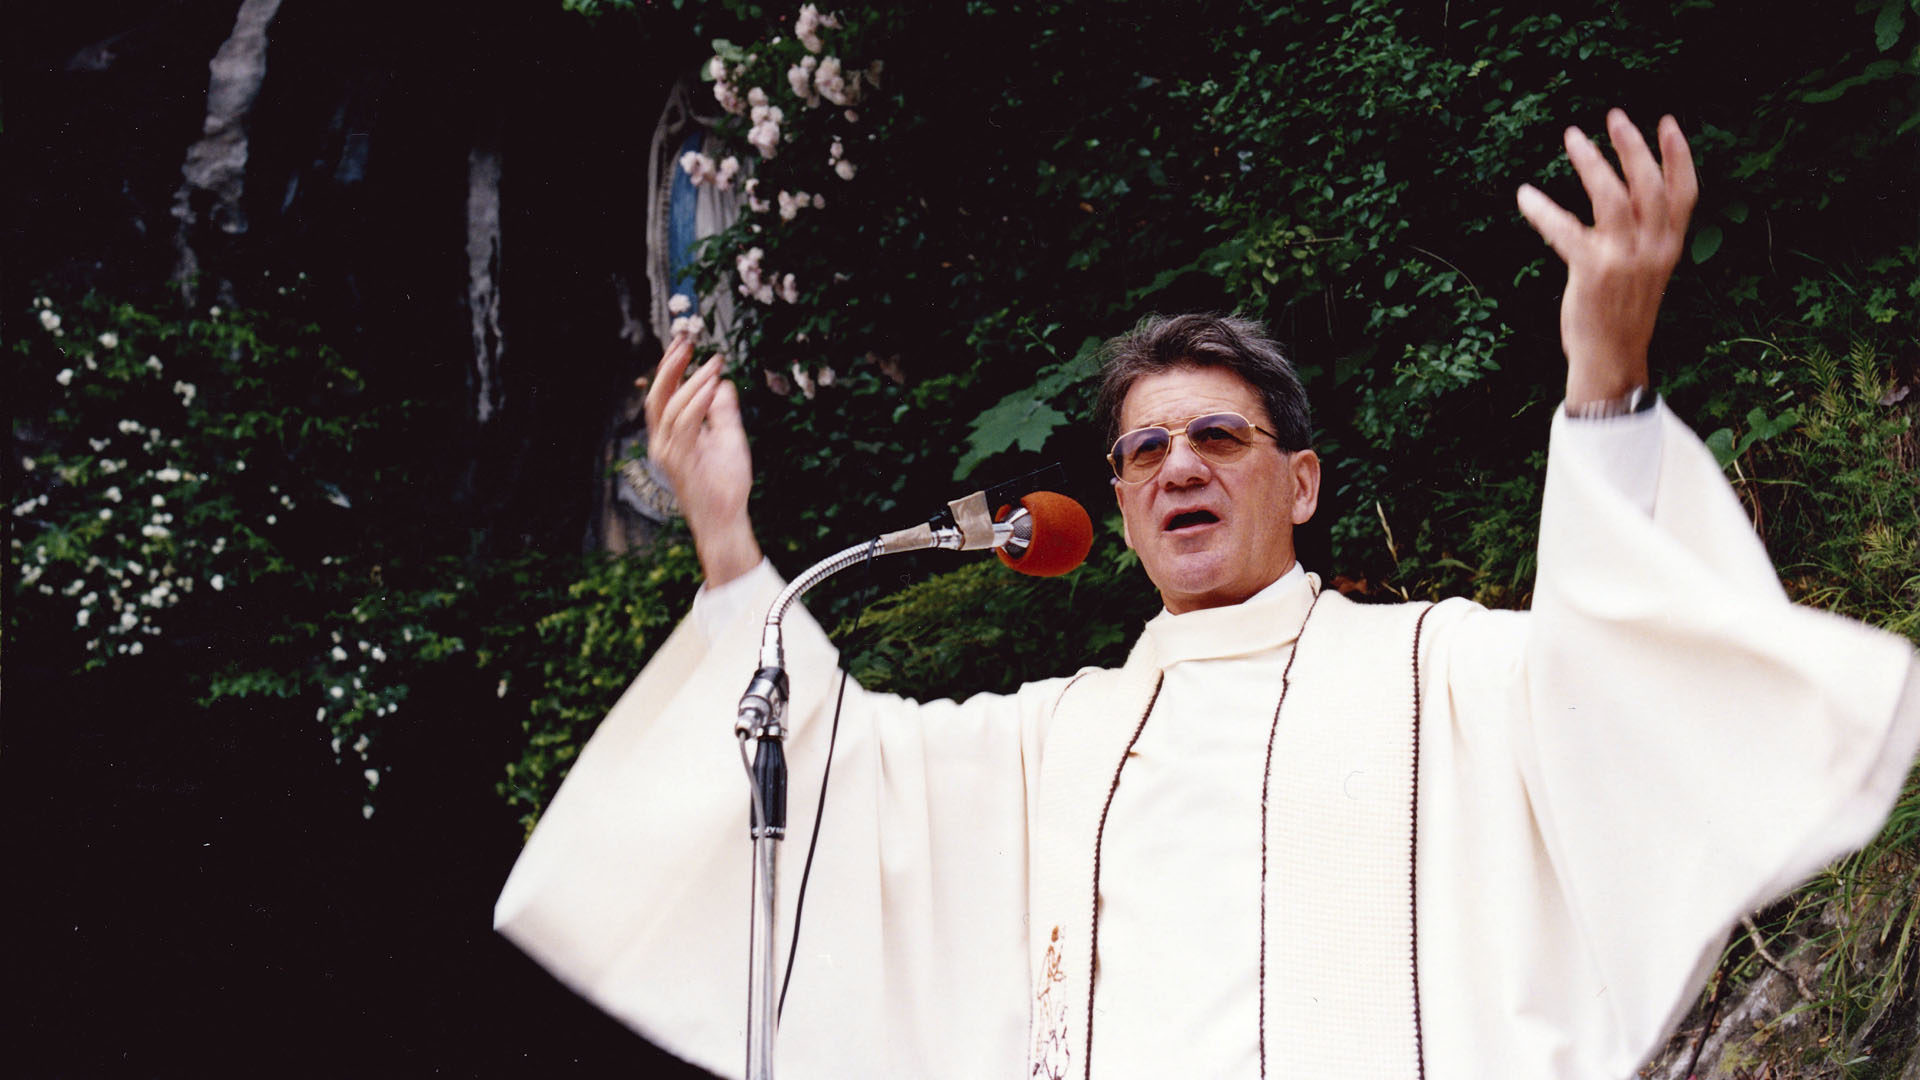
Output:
[733,490,1034,1080]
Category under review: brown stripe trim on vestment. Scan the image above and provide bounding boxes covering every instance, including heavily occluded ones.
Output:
[1257,588,1321,1079]
[1409,603,1435,1080]
[1082,672,1164,1080]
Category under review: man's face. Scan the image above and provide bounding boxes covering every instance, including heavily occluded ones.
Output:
[1111,365,1320,614]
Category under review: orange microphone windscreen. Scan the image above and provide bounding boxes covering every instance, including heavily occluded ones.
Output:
[997,491,1093,577]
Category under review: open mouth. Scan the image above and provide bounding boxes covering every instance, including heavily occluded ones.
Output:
[1165,510,1219,532]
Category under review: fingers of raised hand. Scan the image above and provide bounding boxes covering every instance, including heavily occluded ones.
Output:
[1658,114,1700,221]
[709,371,744,428]
[1556,110,1698,264]
[1564,124,1630,229]
[1606,108,1669,230]
[1516,183,1589,263]
[655,355,723,456]
[643,332,696,428]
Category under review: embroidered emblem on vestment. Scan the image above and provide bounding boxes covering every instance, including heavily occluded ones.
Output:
[1030,925,1071,1079]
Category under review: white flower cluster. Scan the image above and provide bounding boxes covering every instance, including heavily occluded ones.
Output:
[785,50,871,114]
[679,151,742,192]
[748,99,786,159]
[314,624,404,801]
[776,188,826,221]
[736,247,773,302]
[744,177,771,214]
[681,8,886,337]
[735,247,803,306]
[11,311,234,665]
[794,3,840,54]
[667,292,709,340]
[814,55,855,107]
[711,55,745,114]
[34,297,63,336]
[787,56,819,105]
[312,620,409,822]
[669,294,707,340]
[764,362,836,399]
[829,137,856,181]
[58,549,201,657]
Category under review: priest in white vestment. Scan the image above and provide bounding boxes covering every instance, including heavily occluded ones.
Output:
[495,111,1920,1078]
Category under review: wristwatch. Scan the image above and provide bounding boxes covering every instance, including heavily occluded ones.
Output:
[1565,384,1655,420]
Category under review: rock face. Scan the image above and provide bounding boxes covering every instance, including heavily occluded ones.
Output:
[16,0,686,555]
[466,145,506,425]
[14,10,725,1077]
[171,0,285,301]
[1640,877,1920,1080]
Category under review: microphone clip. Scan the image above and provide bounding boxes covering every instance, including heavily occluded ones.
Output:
[734,666,790,741]
[874,462,1073,557]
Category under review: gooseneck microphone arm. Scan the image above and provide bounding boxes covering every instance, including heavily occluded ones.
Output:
[734,490,1049,1080]
[750,493,1036,676]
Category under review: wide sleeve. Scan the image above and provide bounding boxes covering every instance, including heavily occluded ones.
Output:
[494,560,1066,1079]
[1509,401,1920,1063]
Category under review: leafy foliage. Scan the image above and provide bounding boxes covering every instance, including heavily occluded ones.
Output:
[487,539,704,830]
[6,287,708,825]
[836,524,1154,699]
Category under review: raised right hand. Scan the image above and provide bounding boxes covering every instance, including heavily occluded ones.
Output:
[643,332,762,586]
[1515,109,1698,409]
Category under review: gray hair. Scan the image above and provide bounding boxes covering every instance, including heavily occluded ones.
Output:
[1093,313,1312,451]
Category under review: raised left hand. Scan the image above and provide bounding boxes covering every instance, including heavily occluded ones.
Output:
[1517,109,1698,408]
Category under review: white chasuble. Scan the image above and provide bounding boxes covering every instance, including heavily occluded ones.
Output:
[496,403,1920,1079]
[1040,578,1435,1079]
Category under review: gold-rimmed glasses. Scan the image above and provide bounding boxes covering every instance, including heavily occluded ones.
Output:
[1107,411,1280,484]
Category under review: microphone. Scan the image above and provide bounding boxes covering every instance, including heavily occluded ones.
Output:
[742,472,1093,701]
[996,491,1094,577]
[870,488,1092,576]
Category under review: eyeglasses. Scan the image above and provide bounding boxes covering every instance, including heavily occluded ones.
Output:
[1107,411,1280,484]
